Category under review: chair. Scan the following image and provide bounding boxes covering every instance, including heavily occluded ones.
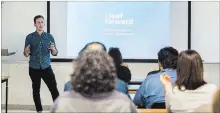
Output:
[151,102,166,109]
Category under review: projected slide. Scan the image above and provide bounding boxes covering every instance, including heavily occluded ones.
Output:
[67,2,170,59]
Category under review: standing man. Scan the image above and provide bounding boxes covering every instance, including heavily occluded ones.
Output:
[24,15,59,113]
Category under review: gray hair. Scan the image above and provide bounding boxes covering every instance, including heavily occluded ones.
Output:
[71,50,116,97]
[78,42,107,55]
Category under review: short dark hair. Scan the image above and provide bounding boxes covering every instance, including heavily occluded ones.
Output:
[34,15,44,24]
[175,50,206,90]
[108,47,123,68]
[78,42,106,55]
[71,51,116,97]
[158,47,179,69]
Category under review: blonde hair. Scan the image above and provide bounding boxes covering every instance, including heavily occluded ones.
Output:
[212,88,220,113]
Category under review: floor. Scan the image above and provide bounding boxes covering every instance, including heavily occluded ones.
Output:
[1,110,50,113]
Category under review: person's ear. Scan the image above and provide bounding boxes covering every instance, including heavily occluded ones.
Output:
[159,65,163,70]
[158,62,163,70]
[34,22,36,27]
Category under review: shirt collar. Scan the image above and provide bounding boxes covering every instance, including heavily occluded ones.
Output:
[161,68,175,72]
[35,31,46,37]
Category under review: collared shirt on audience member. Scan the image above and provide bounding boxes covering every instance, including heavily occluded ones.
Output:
[133,47,179,109]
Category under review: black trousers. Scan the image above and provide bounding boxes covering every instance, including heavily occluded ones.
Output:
[29,66,59,112]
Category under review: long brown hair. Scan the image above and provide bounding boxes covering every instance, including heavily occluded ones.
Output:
[175,50,206,90]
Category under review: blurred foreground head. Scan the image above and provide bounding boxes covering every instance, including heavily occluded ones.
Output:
[71,50,116,97]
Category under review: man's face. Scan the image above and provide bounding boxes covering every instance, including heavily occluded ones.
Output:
[34,18,44,31]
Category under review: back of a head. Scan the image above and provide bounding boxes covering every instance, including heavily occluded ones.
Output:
[78,42,107,55]
[71,50,116,97]
[72,42,106,80]
[108,47,123,68]
[158,47,179,69]
[212,88,220,113]
[175,50,206,90]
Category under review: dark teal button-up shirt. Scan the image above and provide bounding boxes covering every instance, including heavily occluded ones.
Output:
[24,31,58,69]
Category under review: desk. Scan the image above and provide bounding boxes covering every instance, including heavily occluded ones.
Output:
[128,90,137,94]
[2,76,9,113]
[128,88,138,94]
[138,109,167,113]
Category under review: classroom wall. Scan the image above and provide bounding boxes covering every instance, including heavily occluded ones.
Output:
[191,2,220,63]
[1,1,47,61]
[1,1,220,106]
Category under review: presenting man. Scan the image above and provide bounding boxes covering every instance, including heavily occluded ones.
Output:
[24,15,59,113]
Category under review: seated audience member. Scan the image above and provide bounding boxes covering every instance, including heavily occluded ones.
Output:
[160,50,217,113]
[133,47,178,109]
[108,47,131,83]
[51,51,137,113]
[64,43,131,96]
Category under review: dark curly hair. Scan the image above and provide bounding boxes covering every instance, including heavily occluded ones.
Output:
[108,47,123,69]
[71,50,116,97]
[158,47,179,69]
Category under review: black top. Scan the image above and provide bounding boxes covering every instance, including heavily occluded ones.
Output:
[117,66,131,83]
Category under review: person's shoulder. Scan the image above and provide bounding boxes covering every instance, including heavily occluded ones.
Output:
[120,65,130,70]
[193,104,212,113]
[146,70,163,80]
[26,32,35,38]
[59,91,73,98]
[57,91,83,103]
[147,70,161,77]
[51,91,77,112]
[111,91,131,101]
[200,83,217,92]
[44,32,54,38]
[109,91,137,112]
